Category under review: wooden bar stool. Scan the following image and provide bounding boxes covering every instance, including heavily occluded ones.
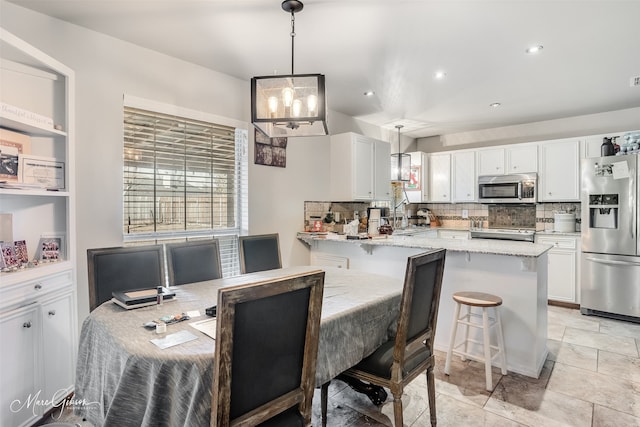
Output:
[444,291,507,391]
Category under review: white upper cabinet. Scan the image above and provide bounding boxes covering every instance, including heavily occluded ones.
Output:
[477,148,505,175]
[506,144,538,173]
[330,132,390,201]
[452,151,476,202]
[478,144,537,176]
[406,151,429,203]
[429,153,451,202]
[538,138,581,201]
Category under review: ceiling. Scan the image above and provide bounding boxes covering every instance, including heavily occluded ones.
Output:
[6,0,640,138]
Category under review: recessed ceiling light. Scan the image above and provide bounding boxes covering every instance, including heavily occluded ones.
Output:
[364,91,375,97]
[525,45,543,54]
[434,71,446,80]
[489,102,501,108]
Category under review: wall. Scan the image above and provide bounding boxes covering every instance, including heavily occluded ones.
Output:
[1,2,375,326]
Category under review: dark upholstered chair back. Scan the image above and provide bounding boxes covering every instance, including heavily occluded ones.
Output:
[238,233,282,274]
[398,249,446,354]
[87,245,165,311]
[212,270,325,426]
[165,239,222,286]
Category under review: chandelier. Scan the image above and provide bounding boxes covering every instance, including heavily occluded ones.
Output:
[251,0,328,137]
[391,125,411,182]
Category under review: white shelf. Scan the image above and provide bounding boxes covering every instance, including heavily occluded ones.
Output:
[0,112,67,137]
[0,188,69,197]
[0,260,72,288]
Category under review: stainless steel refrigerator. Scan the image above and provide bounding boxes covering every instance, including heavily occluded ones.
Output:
[581,154,640,322]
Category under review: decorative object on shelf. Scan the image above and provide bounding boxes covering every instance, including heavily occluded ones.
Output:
[1,242,18,269]
[0,128,31,182]
[0,102,55,130]
[13,240,28,264]
[250,0,328,138]
[390,124,410,182]
[18,154,65,189]
[254,129,287,167]
[35,235,62,261]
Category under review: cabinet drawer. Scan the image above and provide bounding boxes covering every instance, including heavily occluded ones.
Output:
[536,236,577,250]
[1,270,73,312]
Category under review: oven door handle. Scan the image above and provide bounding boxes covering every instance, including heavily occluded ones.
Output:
[584,257,640,267]
[518,182,523,200]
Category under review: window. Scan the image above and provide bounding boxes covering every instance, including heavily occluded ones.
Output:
[123,97,248,276]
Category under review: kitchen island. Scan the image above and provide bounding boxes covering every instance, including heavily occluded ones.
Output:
[298,232,552,378]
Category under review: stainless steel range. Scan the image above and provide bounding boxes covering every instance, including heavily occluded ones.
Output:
[470,228,535,242]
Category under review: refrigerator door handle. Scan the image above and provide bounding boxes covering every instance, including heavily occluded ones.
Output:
[585,256,640,267]
[631,167,636,239]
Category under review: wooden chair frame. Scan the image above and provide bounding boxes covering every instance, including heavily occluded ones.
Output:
[165,239,223,286]
[212,270,325,427]
[238,233,282,274]
[325,249,446,427]
[87,244,165,312]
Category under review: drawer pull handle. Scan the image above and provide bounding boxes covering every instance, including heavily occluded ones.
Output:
[34,284,43,290]
[48,310,56,316]
[23,321,32,328]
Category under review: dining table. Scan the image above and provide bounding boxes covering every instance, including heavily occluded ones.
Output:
[73,265,404,426]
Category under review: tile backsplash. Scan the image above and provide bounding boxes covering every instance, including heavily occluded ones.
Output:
[304,200,581,232]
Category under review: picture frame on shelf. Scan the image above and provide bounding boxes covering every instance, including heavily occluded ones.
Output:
[1,242,19,268]
[18,154,65,189]
[35,233,65,262]
[13,240,28,264]
[0,128,31,182]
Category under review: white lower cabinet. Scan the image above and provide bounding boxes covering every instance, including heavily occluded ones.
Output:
[536,235,580,303]
[0,269,76,427]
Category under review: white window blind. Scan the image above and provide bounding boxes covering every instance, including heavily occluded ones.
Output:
[123,104,248,277]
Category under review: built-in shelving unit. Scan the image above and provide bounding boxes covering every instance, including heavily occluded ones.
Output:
[0,28,77,427]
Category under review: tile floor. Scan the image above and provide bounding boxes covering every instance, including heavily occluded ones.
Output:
[42,306,640,427]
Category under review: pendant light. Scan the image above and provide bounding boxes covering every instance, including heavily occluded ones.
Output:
[390,125,411,182]
[251,0,328,138]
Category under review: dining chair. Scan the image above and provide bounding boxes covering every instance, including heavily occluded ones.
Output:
[165,239,223,286]
[322,248,446,427]
[87,244,165,312]
[238,233,282,274]
[212,269,325,427]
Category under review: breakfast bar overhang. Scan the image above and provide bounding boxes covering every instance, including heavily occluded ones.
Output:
[298,233,553,378]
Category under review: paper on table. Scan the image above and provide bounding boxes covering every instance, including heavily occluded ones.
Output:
[150,330,198,349]
[189,318,217,339]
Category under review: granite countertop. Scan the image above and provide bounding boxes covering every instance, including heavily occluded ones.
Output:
[297,232,552,258]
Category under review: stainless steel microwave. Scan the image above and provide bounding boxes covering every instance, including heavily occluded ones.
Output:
[478,173,537,203]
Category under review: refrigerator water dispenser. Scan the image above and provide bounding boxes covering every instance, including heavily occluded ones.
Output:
[588,194,619,229]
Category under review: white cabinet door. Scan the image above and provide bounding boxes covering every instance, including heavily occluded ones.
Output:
[547,250,577,302]
[507,145,538,173]
[374,139,391,200]
[41,292,75,403]
[477,148,504,175]
[537,236,579,303]
[406,152,429,203]
[452,151,475,202]
[539,139,580,201]
[429,153,451,202]
[353,137,375,200]
[0,305,41,427]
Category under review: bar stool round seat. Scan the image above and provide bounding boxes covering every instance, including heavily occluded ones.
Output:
[444,291,507,391]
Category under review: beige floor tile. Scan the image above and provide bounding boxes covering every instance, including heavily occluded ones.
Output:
[547,322,566,341]
[548,306,600,332]
[598,318,640,341]
[414,393,523,427]
[555,342,598,371]
[485,377,593,427]
[546,339,561,362]
[597,350,640,384]
[547,362,640,418]
[433,351,497,408]
[592,404,640,427]
[563,327,639,357]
